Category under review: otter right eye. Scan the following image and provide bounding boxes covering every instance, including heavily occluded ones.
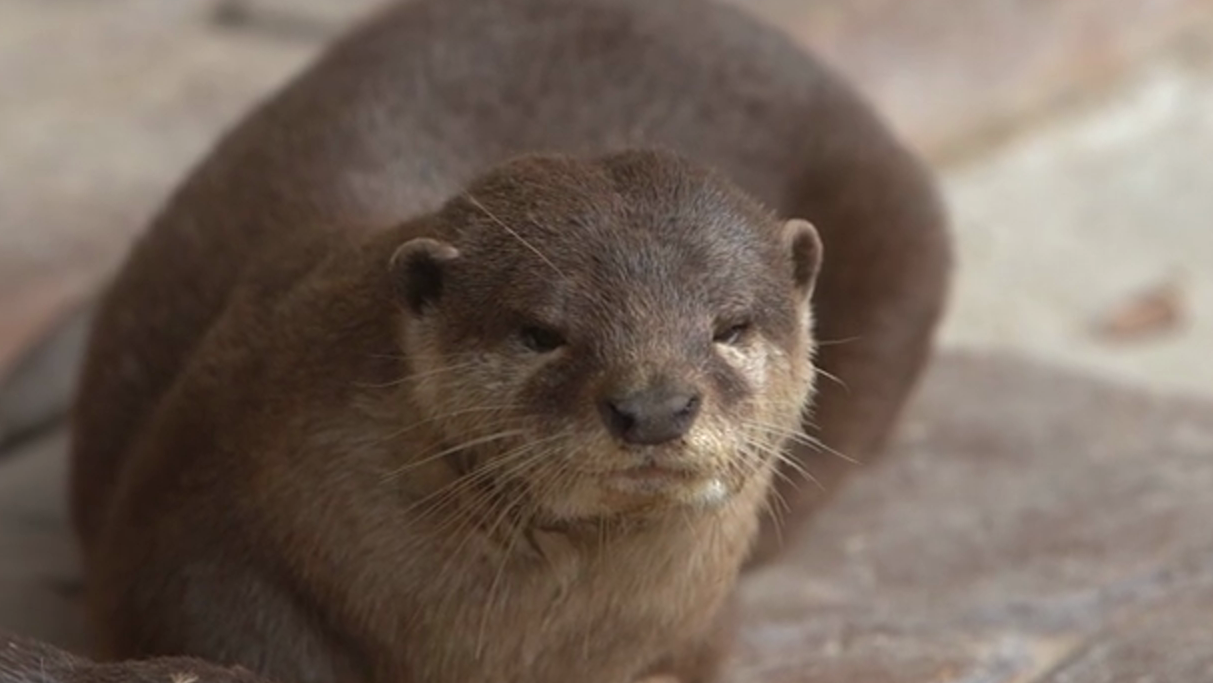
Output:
[713,321,752,346]
[519,325,566,353]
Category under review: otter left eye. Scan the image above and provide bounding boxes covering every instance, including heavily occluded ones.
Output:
[713,321,752,346]
[520,325,567,353]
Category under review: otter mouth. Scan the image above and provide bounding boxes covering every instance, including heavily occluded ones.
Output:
[598,464,731,506]
[607,464,698,484]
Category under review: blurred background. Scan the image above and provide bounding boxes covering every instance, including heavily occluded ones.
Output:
[1,0,1211,393]
[2,1,1213,680]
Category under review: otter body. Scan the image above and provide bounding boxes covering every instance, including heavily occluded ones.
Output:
[71,0,950,682]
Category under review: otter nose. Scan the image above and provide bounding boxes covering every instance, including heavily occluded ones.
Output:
[599,387,702,445]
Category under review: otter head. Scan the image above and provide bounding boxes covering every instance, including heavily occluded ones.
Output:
[389,150,821,522]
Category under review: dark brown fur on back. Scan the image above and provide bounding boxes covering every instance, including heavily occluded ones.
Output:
[69,0,951,681]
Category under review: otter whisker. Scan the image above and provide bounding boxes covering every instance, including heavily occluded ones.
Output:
[373,408,523,446]
[353,360,485,389]
[756,484,788,551]
[749,447,807,490]
[733,423,815,479]
[413,432,569,536]
[813,335,863,347]
[408,441,542,524]
[428,466,531,633]
[813,366,849,392]
[463,193,565,278]
[470,439,574,657]
[439,437,565,545]
[739,438,824,492]
[470,440,581,660]
[738,418,859,465]
[476,508,526,659]
[384,423,525,478]
[761,477,792,518]
[795,432,858,465]
[431,445,568,625]
[383,428,529,481]
[502,445,568,527]
[747,445,819,491]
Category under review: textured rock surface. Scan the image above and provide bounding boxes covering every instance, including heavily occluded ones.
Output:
[730,352,1213,682]
[3,352,1211,681]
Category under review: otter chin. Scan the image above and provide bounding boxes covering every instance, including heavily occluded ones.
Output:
[599,468,735,509]
[536,466,742,521]
[550,454,755,519]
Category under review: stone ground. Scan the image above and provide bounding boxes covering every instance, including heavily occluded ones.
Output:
[1,0,1212,681]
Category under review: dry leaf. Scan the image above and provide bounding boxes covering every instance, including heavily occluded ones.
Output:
[1091,279,1186,342]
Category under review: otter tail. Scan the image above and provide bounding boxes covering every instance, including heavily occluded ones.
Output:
[0,300,95,455]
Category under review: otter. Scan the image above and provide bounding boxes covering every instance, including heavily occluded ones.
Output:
[69,0,950,681]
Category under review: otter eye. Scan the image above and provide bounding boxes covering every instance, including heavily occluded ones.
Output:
[713,321,753,346]
[519,325,566,353]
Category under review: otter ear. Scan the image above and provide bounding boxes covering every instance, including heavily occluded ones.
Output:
[782,218,823,300]
[390,238,461,314]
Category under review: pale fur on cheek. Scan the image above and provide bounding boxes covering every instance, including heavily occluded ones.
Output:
[676,342,777,500]
[715,341,769,392]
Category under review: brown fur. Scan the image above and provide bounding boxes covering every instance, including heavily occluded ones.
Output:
[69,0,950,681]
[79,149,818,683]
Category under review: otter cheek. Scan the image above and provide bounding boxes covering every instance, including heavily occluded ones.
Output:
[715,342,769,397]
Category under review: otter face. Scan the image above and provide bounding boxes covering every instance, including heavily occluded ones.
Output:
[390,151,821,521]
